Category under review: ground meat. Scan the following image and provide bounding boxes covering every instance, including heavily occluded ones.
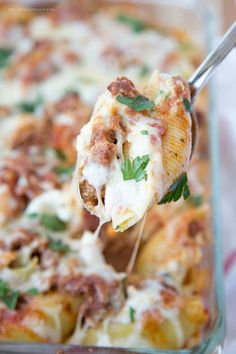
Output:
[30,238,49,261]
[91,124,116,145]
[143,308,164,326]
[63,51,80,64]
[80,180,98,207]
[44,92,90,163]
[50,0,89,23]
[92,141,116,166]
[58,274,124,326]
[44,92,90,127]
[101,46,138,69]
[107,77,139,98]
[0,251,15,269]
[90,124,116,166]
[172,76,190,102]
[102,47,126,68]
[7,40,57,84]
[110,113,122,131]
[160,289,180,308]
[188,219,204,238]
[54,92,82,113]
[156,99,172,115]
[0,153,59,213]
[4,116,45,151]
[0,105,11,118]
[8,228,36,250]
[162,51,179,72]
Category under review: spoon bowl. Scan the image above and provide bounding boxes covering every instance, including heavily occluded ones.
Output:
[190,109,198,158]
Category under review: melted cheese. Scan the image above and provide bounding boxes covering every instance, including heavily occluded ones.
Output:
[67,231,125,282]
[70,280,184,348]
[26,189,74,222]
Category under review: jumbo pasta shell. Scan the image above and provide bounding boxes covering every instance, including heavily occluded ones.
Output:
[143,70,192,186]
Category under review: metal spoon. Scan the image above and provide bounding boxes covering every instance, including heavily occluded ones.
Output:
[188,20,236,154]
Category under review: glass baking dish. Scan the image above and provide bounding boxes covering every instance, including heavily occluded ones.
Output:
[0,0,225,353]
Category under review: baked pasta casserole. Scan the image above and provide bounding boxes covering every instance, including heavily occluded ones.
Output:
[0,0,210,350]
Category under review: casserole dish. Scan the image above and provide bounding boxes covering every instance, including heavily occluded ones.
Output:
[0,0,225,353]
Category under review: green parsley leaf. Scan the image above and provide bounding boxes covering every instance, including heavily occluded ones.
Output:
[140,130,148,135]
[139,65,149,77]
[27,288,39,296]
[55,165,74,176]
[54,148,67,161]
[0,280,19,310]
[48,238,70,254]
[179,42,193,52]
[0,48,13,68]
[183,98,192,113]
[121,155,150,182]
[158,173,190,204]
[27,213,67,232]
[116,95,155,112]
[129,306,136,323]
[160,90,171,100]
[17,96,43,113]
[188,194,202,207]
[116,13,146,33]
[40,214,67,232]
[27,212,38,219]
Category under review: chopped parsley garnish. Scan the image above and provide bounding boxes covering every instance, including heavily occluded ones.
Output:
[0,280,19,310]
[158,172,190,204]
[129,306,136,323]
[55,165,74,176]
[27,212,38,219]
[140,130,148,135]
[179,42,193,52]
[27,213,67,232]
[0,48,13,68]
[160,90,171,99]
[48,238,70,254]
[188,194,202,207]
[65,88,78,95]
[116,13,146,33]
[140,65,149,77]
[54,148,67,161]
[40,214,67,232]
[183,98,192,113]
[116,95,155,112]
[121,154,150,182]
[17,96,43,113]
[27,288,39,296]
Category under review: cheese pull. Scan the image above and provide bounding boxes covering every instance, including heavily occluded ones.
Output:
[75,70,192,231]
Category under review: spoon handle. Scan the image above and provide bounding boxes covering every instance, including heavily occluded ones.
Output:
[188,20,236,99]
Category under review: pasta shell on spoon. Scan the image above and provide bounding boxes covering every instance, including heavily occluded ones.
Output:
[75,70,192,231]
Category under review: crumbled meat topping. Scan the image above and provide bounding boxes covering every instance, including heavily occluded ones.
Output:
[108,77,139,98]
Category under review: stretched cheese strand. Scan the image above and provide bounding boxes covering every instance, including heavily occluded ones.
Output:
[126,213,147,274]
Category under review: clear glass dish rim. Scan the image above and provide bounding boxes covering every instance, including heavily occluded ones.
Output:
[0,1,226,353]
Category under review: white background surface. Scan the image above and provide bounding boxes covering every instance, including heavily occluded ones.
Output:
[217,50,236,353]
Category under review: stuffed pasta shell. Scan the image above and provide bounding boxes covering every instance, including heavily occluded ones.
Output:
[75,71,192,231]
